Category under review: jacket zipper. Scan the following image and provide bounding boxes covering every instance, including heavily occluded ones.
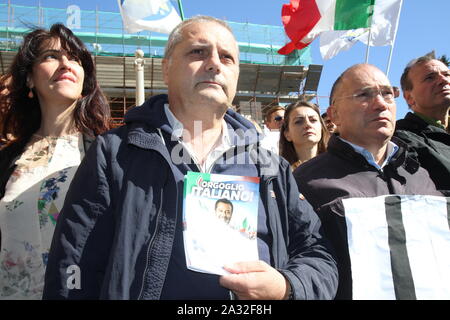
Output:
[137,127,170,300]
[137,190,164,300]
[261,176,280,268]
[378,167,396,195]
[207,146,235,173]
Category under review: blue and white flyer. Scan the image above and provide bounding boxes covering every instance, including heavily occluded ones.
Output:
[183,171,260,275]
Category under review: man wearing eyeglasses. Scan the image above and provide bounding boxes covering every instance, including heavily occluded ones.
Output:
[394,54,450,192]
[292,64,442,299]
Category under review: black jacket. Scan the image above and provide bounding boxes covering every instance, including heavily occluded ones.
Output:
[394,112,450,191]
[43,94,338,300]
[0,138,28,200]
[293,135,442,299]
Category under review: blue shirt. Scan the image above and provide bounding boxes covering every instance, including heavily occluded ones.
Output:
[338,137,399,171]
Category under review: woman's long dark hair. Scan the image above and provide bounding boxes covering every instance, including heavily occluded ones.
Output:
[279,100,330,166]
[0,23,110,147]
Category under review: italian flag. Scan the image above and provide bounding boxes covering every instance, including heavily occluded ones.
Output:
[278,0,402,56]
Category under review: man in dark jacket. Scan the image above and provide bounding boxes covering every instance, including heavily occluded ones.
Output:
[294,64,442,299]
[394,54,450,191]
[43,16,338,300]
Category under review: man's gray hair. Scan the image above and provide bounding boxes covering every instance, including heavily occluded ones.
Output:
[164,15,236,60]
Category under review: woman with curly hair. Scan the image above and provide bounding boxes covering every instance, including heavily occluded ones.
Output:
[0,23,110,299]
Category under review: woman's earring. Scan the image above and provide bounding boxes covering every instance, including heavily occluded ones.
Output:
[28,88,34,99]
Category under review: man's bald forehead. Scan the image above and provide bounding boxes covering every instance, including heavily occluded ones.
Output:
[329,64,367,105]
[344,64,384,79]
[164,15,238,59]
[330,64,387,104]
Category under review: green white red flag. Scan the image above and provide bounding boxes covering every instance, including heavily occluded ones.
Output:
[279,0,402,59]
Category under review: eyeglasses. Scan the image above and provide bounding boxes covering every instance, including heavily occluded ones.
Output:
[274,116,284,122]
[333,86,400,104]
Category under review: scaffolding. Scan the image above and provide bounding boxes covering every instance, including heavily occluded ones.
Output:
[0,3,320,125]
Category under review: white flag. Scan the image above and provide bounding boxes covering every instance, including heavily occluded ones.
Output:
[343,195,450,300]
[117,0,182,34]
[357,0,403,46]
[319,0,402,60]
[320,28,367,60]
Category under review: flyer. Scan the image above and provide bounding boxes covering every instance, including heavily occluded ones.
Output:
[183,171,260,275]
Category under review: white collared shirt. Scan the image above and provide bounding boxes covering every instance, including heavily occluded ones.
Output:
[164,104,233,173]
[260,125,280,155]
[338,137,399,171]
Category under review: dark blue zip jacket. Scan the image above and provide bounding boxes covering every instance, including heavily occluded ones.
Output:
[43,94,338,300]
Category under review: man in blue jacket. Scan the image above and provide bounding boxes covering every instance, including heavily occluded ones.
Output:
[43,16,338,300]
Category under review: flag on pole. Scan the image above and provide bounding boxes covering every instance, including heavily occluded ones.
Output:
[320,0,402,60]
[117,0,182,34]
[278,0,402,58]
[319,29,366,60]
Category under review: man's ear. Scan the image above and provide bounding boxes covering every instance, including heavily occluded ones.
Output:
[327,105,340,126]
[162,58,169,86]
[403,90,415,108]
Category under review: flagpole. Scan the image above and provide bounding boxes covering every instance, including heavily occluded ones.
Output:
[386,0,404,77]
[6,0,10,50]
[177,0,185,20]
[364,6,376,64]
[364,26,372,63]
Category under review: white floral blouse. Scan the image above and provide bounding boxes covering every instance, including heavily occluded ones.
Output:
[0,133,84,299]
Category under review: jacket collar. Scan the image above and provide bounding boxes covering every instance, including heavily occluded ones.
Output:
[163,103,233,150]
[398,112,448,134]
[413,112,446,130]
[124,94,261,150]
[328,134,420,174]
[389,136,420,174]
[337,136,399,171]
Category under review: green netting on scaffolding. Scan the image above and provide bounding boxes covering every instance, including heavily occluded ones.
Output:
[0,3,311,66]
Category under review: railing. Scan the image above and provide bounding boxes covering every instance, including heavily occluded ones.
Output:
[0,3,311,66]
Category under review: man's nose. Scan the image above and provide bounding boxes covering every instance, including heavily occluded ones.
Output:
[205,52,221,73]
[437,71,450,85]
[372,93,390,111]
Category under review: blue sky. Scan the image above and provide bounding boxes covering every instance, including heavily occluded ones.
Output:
[7,0,450,118]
